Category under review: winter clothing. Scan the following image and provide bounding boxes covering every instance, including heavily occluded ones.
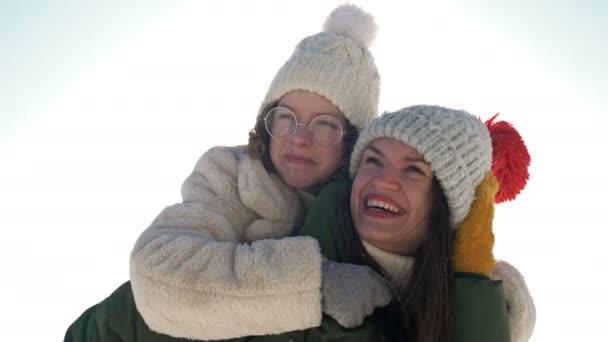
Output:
[64,282,190,342]
[450,112,530,279]
[349,105,493,227]
[64,280,378,342]
[348,104,535,341]
[453,173,499,276]
[491,260,537,342]
[299,180,512,341]
[320,258,393,328]
[361,240,415,293]
[130,3,385,339]
[123,146,534,341]
[129,145,319,339]
[66,180,517,342]
[129,145,390,340]
[258,4,380,130]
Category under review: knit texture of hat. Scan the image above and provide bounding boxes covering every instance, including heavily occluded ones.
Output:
[349,105,493,227]
[257,4,380,130]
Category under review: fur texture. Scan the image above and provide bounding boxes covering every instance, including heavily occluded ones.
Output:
[323,3,377,48]
[129,146,535,340]
[492,260,537,342]
[130,146,323,340]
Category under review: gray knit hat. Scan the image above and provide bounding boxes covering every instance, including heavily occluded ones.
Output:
[349,105,493,227]
[257,4,380,130]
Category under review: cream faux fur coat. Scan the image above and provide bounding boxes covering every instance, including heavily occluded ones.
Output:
[130,145,536,341]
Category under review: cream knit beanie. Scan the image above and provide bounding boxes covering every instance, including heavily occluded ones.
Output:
[349,105,493,227]
[257,4,380,130]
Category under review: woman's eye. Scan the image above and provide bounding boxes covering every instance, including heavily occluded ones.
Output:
[406,165,424,175]
[363,156,381,166]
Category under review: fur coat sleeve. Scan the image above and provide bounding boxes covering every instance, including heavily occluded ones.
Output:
[492,260,537,342]
[129,145,323,340]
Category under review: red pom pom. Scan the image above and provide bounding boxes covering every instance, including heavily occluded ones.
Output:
[485,113,531,203]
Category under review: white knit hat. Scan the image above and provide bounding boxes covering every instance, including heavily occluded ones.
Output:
[257,4,380,130]
[349,105,493,227]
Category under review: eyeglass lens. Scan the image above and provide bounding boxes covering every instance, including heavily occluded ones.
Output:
[264,107,343,146]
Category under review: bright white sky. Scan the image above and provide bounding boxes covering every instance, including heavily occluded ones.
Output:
[1,1,607,341]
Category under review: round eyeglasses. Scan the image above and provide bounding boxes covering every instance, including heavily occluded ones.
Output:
[264,107,345,146]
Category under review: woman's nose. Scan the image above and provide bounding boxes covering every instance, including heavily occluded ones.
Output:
[373,168,401,191]
[289,123,312,145]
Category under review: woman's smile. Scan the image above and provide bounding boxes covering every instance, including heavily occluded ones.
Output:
[364,193,404,217]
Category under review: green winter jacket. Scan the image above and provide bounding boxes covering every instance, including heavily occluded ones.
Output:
[64,180,510,342]
[64,280,374,342]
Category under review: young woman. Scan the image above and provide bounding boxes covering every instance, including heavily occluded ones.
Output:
[286,104,535,341]
[130,3,391,339]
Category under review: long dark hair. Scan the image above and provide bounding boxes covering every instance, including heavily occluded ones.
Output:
[247,103,359,183]
[339,177,454,342]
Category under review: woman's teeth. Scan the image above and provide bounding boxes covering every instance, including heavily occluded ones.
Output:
[366,199,400,214]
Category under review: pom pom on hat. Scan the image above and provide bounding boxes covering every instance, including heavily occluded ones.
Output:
[323,3,377,48]
[485,114,531,203]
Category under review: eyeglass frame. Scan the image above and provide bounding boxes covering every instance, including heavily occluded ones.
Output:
[263,106,346,147]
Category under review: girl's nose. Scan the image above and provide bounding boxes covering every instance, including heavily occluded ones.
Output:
[289,123,312,146]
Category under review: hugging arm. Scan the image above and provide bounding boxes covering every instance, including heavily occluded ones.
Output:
[129,146,323,340]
